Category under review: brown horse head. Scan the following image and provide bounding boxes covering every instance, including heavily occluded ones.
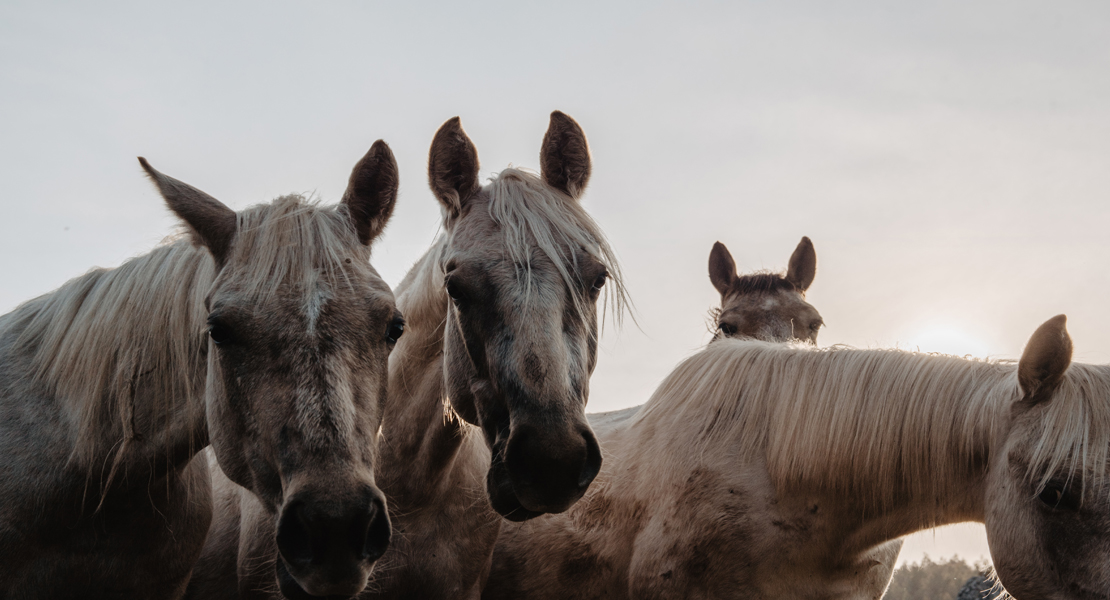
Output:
[139,142,402,598]
[427,112,626,521]
[708,237,823,344]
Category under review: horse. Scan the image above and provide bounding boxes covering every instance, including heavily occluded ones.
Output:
[190,111,628,599]
[708,237,823,343]
[0,141,402,600]
[484,315,1110,600]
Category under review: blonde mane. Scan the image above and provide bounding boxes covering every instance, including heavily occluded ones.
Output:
[8,194,368,470]
[483,167,629,329]
[636,339,1110,510]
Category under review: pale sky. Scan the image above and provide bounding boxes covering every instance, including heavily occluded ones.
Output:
[3,0,1108,568]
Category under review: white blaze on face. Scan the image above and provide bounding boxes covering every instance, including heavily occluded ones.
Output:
[304,277,332,336]
[760,296,781,311]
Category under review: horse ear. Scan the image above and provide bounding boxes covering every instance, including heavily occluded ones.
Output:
[1018,314,1073,403]
[708,242,737,296]
[139,157,236,265]
[342,140,399,245]
[540,111,591,200]
[428,117,481,218]
[786,236,817,292]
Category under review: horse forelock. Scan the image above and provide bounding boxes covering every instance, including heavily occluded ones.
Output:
[482,167,629,333]
[729,272,799,297]
[635,339,1110,511]
[226,194,373,306]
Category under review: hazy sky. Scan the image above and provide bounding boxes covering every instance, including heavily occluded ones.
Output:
[3,0,1108,567]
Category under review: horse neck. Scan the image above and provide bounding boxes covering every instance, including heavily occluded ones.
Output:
[382,239,475,500]
[629,344,1013,553]
[11,241,214,481]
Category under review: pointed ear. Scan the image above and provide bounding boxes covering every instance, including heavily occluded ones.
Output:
[342,140,399,245]
[1018,315,1073,403]
[139,157,237,265]
[786,236,817,292]
[428,117,481,218]
[708,242,737,296]
[540,110,591,199]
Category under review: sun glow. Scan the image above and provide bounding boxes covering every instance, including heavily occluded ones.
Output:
[906,325,992,358]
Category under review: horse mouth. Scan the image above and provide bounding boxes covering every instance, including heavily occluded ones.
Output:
[486,447,545,522]
[275,559,356,600]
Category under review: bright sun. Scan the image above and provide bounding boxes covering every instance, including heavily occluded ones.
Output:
[907,325,992,358]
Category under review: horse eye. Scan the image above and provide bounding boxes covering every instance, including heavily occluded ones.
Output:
[208,323,233,346]
[718,322,738,336]
[810,321,824,331]
[592,272,608,291]
[386,317,405,345]
[445,278,463,303]
[1038,482,1080,511]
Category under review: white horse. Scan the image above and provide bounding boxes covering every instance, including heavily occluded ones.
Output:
[485,315,1109,599]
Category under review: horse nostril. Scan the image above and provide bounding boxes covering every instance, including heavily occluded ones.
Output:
[578,428,602,489]
[276,500,314,568]
[361,495,391,561]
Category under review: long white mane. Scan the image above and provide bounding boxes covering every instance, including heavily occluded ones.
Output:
[636,339,1110,510]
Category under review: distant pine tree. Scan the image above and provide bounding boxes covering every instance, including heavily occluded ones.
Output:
[882,555,990,600]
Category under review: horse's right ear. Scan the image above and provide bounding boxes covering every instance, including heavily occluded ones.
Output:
[708,241,737,296]
[786,236,817,293]
[428,117,481,219]
[1018,314,1073,403]
[139,157,237,265]
[342,140,399,245]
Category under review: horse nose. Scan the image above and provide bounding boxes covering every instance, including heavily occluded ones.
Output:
[504,421,602,513]
[275,484,391,597]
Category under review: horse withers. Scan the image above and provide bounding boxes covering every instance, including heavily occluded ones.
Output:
[0,141,402,600]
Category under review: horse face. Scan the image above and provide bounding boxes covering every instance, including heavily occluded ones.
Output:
[441,204,605,520]
[714,289,823,343]
[985,315,1110,599]
[427,113,609,521]
[141,141,400,598]
[986,412,1110,599]
[709,239,823,343]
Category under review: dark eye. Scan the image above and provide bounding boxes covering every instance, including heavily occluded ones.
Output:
[1038,482,1081,511]
[208,322,233,346]
[810,320,824,331]
[592,272,608,292]
[445,278,463,303]
[386,317,405,345]
[718,322,738,336]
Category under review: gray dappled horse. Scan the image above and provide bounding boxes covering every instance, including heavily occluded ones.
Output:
[0,142,401,600]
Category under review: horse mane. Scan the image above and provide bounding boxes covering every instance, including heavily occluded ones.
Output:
[635,339,1110,511]
[484,167,629,330]
[8,194,368,471]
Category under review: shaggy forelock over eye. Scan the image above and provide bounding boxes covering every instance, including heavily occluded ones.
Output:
[483,168,629,333]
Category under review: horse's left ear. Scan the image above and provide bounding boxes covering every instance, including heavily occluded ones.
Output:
[785,236,817,293]
[139,157,237,265]
[342,140,400,245]
[540,111,591,200]
[1018,314,1073,403]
